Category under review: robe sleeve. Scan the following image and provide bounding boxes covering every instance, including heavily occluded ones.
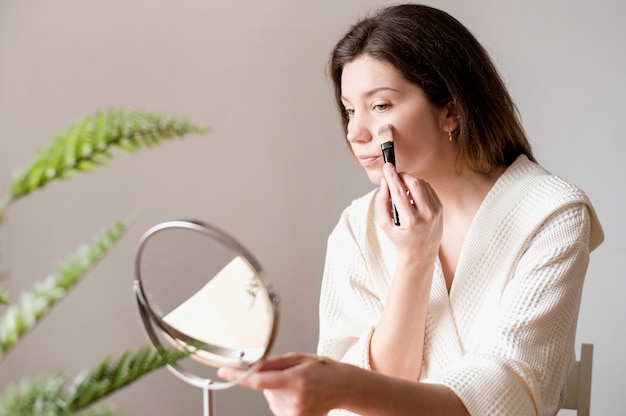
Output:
[317,202,382,370]
[424,203,592,416]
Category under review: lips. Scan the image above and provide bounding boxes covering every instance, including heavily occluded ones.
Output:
[357,154,381,167]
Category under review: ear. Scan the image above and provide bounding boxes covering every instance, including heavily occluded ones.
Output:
[441,101,460,133]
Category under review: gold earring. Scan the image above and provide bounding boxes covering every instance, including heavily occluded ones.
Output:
[448,130,453,141]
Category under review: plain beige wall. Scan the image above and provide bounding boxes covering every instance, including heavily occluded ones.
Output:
[1,1,623,415]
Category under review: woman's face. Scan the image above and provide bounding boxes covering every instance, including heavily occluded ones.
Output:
[340,55,454,184]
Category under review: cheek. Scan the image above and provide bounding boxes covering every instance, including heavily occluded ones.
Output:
[392,122,440,165]
[391,140,415,170]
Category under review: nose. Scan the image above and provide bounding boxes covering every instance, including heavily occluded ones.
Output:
[346,114,373,144]
[346,120,372,143]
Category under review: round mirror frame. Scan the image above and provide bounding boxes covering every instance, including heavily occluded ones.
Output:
[133,219,280,390]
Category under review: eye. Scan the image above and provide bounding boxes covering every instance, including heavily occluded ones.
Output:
[344,108,355,119]
[373,103,390,112]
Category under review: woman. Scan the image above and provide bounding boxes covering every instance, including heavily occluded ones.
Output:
[219,4,604,415]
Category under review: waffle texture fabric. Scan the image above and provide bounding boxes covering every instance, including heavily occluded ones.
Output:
[317,155,604,416]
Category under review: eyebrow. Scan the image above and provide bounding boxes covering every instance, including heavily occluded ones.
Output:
[340,86,401,102]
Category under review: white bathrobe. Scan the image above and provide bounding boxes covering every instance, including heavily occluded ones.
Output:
[317,155,604,416]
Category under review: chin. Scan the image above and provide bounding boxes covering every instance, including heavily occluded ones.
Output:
[366,170,382,185]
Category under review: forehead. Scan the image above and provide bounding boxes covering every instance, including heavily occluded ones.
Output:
[340,55,409,100]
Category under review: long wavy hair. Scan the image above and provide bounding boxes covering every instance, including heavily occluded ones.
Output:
[329,4,535,173]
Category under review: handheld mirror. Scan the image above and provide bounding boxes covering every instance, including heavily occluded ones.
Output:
[133,219,279,415]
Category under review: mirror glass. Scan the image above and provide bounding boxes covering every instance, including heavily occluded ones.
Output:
[134,220,279,390]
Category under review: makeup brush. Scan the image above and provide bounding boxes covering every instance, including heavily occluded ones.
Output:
[378,124,395,166]
[378,124,400,226]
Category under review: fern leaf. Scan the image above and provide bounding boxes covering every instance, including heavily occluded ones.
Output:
[0,346,188,415]
[0,374,67,416]
[8,108,210,201]
[64,346,190,412]
[0,219,130,361]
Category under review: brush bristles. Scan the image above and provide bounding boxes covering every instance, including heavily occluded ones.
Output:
[377,124,393,144]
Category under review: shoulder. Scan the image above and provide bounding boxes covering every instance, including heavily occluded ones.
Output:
[343,188,378,218]
[496,155,604,250]
[499,155,584,199]
[329,188,378,242]
[335,188,378,228]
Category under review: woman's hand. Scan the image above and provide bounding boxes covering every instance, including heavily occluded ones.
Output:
[371,163,443,379]
[218,353,344,416]
[376,162,443,262]
[218,353,470,416]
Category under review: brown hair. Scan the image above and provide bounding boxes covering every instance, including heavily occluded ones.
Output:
[329,4,535,173]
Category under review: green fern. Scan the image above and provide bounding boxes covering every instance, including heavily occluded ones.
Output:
[0,374,67,416]
[0,346,190,416]
[64,346,190,412]
[0,108,210,414]
[0,219,130,361]
[7,108,209,202]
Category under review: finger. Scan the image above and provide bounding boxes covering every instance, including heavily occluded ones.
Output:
[408,177,441,213]
[218,366,287,391]
[405,188,415,207]
[218,354,313,389]
[256,353,312,371]
[217,366,246,381]
[383,163,414,216]
[402,177,433,211]
[382,163,405,198]
[421,179,442,209]
[237,367,296,391]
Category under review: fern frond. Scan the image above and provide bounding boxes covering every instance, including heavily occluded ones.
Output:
[0,219,130,361]
[8,108,210,202]
[0,374,67,416]
[64,346,190,412]
[0,346,188,415]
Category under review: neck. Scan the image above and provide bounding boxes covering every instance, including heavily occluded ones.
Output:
[427,162,505,215]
